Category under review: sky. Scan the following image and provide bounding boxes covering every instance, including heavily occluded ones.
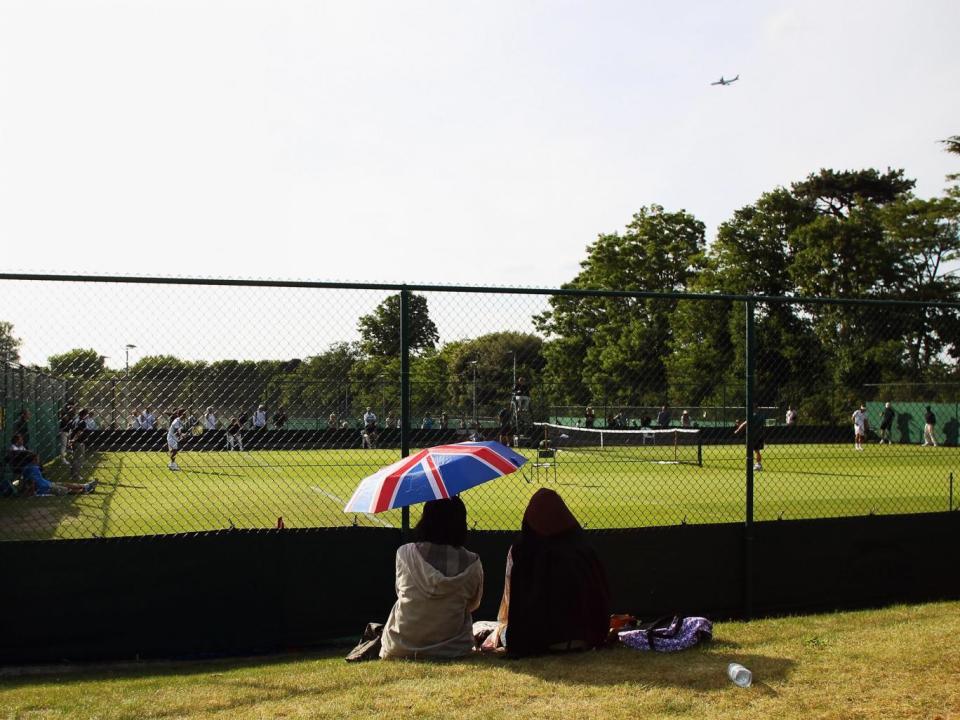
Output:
[1,0,959,366]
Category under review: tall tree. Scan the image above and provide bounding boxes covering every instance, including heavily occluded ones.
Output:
[48,348,107,379]
[357,293,439,357]
[0,321,21,363]
[535,205,706,407]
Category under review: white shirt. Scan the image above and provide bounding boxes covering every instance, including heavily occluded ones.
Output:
[142,412,156,430]
[205,413,217,430]
[253,410,267,428]
[786,409,797,425]
[364,411,377,426]
[85,417,97,430]
[852,409,866,428]
[168,417,183,442]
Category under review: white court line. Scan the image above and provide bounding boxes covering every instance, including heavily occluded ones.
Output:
[242,450,395,529]
[310,486,394,528]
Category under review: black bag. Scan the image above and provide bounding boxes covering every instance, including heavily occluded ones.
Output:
[345,622,384,663]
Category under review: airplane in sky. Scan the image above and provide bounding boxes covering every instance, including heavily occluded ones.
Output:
[711,75,739,86]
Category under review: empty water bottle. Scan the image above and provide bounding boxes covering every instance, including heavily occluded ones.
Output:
[727,662,753,688]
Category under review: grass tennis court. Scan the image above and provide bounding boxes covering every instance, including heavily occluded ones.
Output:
[1,443,956,541]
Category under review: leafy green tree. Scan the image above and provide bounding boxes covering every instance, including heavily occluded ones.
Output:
[281,343,361,422]
[0,321,20,363]
[535,205,706,408]
[48,348,107,379]
[439,332,545,421]
[358,293,439,357]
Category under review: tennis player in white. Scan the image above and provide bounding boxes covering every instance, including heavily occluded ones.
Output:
[852,405,867,451]
[167,409,187,470]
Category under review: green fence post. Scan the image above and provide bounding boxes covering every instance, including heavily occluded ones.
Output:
[744,299,756,619]
[400,287,411,536]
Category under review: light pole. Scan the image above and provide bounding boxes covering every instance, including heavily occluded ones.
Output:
[125,344,136,377]
[469,360,478,426]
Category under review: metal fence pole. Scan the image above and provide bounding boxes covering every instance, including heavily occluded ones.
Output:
[400,287,411,535]
[744,299,756,619]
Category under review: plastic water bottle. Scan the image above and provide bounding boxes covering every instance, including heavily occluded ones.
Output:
[727,662,753,688]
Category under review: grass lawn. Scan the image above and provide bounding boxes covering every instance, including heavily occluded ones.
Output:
[1,601,958,719]
[0,442,956,540]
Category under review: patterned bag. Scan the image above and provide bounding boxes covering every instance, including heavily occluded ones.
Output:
[618,615,712,652]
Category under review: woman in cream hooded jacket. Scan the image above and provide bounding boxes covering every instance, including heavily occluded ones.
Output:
[380,497,484,659]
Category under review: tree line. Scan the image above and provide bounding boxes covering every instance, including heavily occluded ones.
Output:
[3,146,958,426]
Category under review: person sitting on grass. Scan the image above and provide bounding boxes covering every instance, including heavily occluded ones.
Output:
[19,453,97,496]
[380,497,483,660]
[483,488,610,656]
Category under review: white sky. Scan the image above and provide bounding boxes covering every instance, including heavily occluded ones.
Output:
[1,0,959,366]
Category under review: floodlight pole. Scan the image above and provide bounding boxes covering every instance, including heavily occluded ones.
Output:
[125,344,136,377]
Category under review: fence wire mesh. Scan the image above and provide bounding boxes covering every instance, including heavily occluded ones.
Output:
[0,277,957,541]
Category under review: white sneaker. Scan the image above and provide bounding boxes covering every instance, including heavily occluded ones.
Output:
[169,462,179,471]
[753,463,762,471]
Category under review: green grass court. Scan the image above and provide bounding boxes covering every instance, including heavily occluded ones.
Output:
[1,443,956,541]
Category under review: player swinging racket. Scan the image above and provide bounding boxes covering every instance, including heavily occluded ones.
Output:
[167,408,187,471]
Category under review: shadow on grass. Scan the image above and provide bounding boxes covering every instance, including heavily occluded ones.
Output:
[497,645,796,691]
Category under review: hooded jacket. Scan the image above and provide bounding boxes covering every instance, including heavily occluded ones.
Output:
[380,542,484,659]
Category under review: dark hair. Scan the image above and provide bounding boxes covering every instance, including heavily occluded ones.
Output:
[414,497,468,547]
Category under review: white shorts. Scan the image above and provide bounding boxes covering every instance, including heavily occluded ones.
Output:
[854,424,866,435]
[167,437,179,451]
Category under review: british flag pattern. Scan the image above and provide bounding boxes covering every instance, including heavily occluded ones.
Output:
[344,441,527,514]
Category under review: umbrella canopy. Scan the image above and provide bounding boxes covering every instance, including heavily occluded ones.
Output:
[344,441,527,514]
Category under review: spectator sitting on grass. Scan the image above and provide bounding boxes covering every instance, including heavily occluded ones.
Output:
[380,497,483,660]
[19,453,97,496]
[10,433,27,452]
[482,488,609,656]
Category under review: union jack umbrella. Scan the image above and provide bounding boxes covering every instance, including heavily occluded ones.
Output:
[344,441,527,514]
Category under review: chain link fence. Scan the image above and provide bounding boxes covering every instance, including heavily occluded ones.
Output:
[0,275,957,540]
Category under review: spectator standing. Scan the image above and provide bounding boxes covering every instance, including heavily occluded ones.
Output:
[657,405,672,428]
[422,414,435,430]
[140,406,157,430]
[12,410,31,449]
[923,405,937,446]
[226,416,243,451]
[513,377,531,413]
[328,412,338,429]
[273,406,288,429]
[58,402,76,463]
[362,407,378,449]
[852,405,868,451]
[584,405,595,429]
[878,402,894,444]
[85,412,98,431]
[69,409,90,481]
[498,407,512,446]
[253,405,267,430]
[204,406,217,431]
[440,412,449,430]
[680,410,692,428]
[385,412,396,430]
[785,405,798,427]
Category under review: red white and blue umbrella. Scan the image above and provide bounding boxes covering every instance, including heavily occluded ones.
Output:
[344,441,527,514]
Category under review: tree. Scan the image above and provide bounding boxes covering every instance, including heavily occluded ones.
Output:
[0,321,21,363]
[534,205,706,407]
[48,348,107,379]
[281,343,361,421]
[358,293,439,357]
